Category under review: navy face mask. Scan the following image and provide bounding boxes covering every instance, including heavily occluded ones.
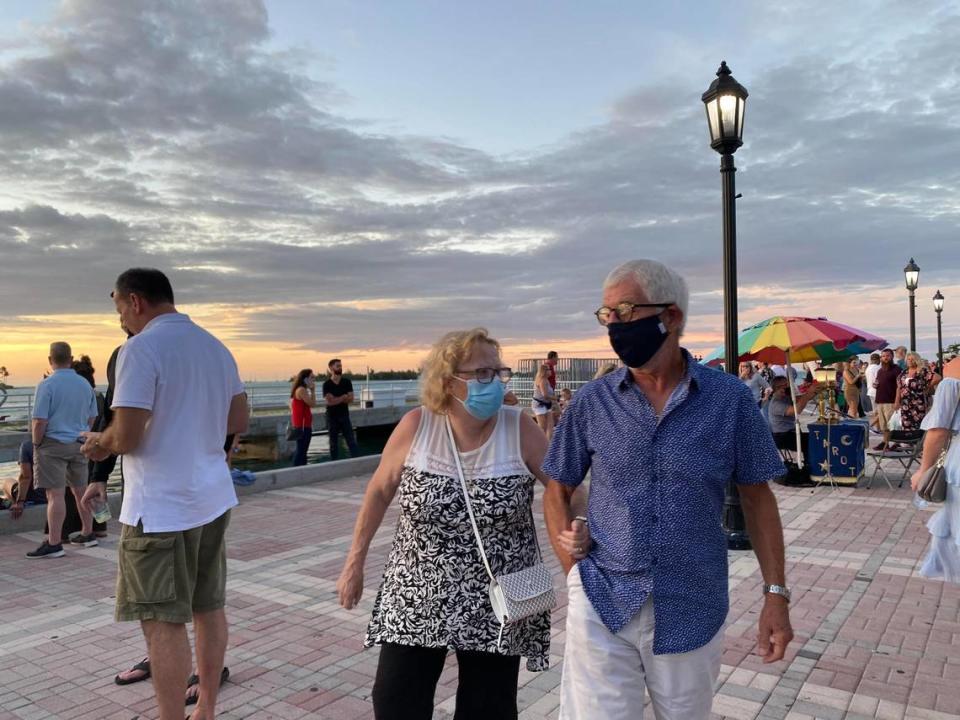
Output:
[608,313,669,369]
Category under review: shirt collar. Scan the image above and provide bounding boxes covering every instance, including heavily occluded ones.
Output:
[141,311,189,332]
[617,349,701,393]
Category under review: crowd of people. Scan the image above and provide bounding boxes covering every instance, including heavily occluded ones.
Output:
[3,347,111,553]
[2,259,957,720]
[733,345,946,471]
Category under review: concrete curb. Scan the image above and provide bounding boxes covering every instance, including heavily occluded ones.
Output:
[0,454,381,536]
[233,454,380,497]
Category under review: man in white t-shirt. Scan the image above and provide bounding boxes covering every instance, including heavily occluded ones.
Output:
[81,268,248,720]
[864,353,882,427]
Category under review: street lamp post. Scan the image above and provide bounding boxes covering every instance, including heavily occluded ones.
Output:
[703,61,751,551]
[934,290,945,373]
[904,258,920,352]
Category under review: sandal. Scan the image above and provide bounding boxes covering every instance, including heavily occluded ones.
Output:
[185,666,230,706]
[115,658,151,685]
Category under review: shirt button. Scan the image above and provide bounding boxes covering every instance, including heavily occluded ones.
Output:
[651,515,659,523]
[651,558,658,566]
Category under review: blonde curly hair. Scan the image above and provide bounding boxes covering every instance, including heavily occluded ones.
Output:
[420,328,502,414]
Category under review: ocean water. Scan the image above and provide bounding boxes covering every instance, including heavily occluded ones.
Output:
[0,379,420,423]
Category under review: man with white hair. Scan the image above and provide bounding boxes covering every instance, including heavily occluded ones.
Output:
[543,259,793,720]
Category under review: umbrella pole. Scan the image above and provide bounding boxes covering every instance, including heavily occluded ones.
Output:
[787,349,803,468]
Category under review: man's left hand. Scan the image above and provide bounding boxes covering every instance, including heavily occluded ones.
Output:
[757,596,793,663]
[80,432,111,462]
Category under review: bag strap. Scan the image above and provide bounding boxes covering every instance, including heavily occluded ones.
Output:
[444,415,498,586]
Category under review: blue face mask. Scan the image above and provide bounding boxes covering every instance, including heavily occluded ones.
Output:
[454,377,505,419]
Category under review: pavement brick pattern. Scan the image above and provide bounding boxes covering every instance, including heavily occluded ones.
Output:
[0,469,957,720]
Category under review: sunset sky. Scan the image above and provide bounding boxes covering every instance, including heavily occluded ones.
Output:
[1,1,958,386]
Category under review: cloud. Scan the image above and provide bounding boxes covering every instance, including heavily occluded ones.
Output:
[0,0,959,372]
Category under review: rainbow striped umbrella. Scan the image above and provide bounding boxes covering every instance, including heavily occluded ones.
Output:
[702,317,887,367]
[701,317,887,469]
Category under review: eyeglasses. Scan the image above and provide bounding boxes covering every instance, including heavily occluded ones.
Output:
[594,302,671,326]
[454,367,513,384]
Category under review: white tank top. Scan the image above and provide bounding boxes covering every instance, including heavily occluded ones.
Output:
[404,405,529,481]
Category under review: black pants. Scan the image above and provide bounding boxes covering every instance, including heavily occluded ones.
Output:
[328,414,358,460]
[292,425,312,466]
[372,643,521,720]
[773,430,810,458]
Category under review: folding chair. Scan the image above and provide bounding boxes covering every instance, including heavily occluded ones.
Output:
[864,430,924,490]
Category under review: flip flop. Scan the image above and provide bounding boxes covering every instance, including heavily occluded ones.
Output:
[185,666,230,706]
[114,658,151,685]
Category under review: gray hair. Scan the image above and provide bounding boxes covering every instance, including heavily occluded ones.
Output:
[603,259,690,331]
[49,341,72,365]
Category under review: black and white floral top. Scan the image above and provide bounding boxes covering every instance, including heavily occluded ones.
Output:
[364,405,551,671]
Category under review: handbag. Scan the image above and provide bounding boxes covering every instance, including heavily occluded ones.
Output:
[916,398,960,504]
[887,409,902,431]
[443,416,556,646]
[285,424,301,442]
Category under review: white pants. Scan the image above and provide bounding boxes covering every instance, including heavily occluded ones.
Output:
[560,567,723,720]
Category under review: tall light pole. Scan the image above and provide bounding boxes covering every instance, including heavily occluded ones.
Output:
[703,61,750,551]
[934,290,945,373]
[904,258,920,351]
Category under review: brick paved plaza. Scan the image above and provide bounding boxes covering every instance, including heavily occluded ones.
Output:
[1,472,958,720]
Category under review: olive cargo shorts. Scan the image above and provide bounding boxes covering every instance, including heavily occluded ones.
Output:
[115,510,231,624]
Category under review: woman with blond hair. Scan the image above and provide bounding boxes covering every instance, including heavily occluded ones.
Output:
[897,351,942,431]
[336,328,589,720]
[592,362,618,380]
[531,363,557,439]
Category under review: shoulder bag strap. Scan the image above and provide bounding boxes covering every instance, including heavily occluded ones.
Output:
[444,415,498,585]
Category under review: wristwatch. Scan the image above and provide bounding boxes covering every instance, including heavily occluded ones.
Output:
[763,584,792,602]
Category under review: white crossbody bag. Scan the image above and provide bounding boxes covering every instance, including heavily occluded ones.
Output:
[444,416,556,647]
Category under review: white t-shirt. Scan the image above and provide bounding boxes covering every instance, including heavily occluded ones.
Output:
[865,363,881,399]
[112,313,243,532]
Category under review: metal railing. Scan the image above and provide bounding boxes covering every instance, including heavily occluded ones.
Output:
[245,380,420,413]
[510,357,620,406]
[0,387,35,428]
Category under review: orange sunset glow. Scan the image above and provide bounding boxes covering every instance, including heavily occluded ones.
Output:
[3,282,954,387]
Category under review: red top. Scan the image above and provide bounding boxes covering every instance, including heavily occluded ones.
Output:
[546,362,557,389]
[291,394,313,428]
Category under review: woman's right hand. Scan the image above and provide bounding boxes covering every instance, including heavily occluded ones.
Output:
[337,562,364,609]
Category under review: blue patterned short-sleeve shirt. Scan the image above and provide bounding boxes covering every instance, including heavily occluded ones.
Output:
[542,350,785,654]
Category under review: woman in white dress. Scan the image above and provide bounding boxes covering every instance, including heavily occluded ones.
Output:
[913,357,960,582]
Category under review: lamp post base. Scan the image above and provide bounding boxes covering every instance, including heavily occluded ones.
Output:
[722,480,752,551]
